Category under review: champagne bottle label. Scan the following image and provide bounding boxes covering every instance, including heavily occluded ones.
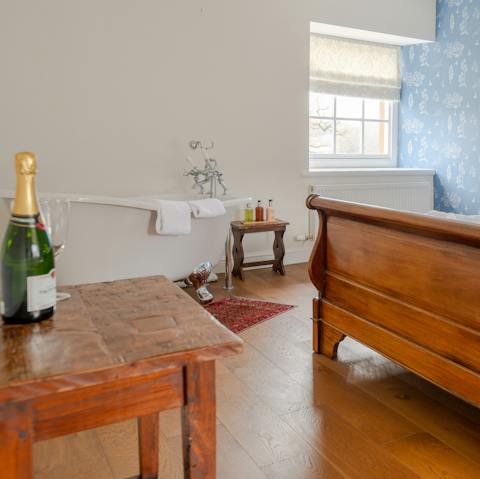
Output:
[27,269,56,312]
[10,215,37,227]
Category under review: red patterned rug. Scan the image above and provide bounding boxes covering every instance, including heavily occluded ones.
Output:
[204,296,295,333]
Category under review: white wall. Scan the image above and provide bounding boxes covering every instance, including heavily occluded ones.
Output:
[0,0,436,262]
[313,0,436,43]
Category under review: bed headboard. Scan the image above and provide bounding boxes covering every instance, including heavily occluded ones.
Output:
[306,195,480,407]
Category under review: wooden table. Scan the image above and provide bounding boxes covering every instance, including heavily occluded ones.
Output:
[231,220,289,280]
[0,276,243,479]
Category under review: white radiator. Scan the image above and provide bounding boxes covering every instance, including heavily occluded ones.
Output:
[307,168,435,238]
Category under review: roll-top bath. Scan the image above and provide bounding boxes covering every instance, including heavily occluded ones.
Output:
[0,191,248,285]
[306,195,480,408]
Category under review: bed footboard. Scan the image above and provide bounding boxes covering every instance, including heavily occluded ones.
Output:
[306,195,480,408]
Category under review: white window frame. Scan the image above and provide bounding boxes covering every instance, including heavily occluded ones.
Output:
[309,96,399,170]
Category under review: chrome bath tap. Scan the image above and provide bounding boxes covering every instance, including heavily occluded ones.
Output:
[184,140,228,198]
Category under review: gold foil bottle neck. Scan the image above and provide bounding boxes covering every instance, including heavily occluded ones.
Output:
[12,152,40,216]
[15,152,38,176]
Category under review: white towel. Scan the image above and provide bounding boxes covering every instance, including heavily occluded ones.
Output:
[188,198,226,218]
[154,200,191,235]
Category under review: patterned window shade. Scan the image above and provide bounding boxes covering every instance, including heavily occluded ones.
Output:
[310,34,401,101]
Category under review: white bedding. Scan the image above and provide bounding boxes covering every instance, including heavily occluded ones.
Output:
[427,210,480,224]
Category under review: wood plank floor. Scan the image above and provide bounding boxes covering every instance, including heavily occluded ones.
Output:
[34,264,480,478]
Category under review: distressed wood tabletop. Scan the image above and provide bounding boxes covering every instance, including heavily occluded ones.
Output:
[0,276,243,401]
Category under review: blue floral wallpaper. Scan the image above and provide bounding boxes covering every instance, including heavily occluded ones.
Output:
[399,0,480,213]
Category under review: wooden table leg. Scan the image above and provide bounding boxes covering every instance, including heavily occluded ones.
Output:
[273,229,286,275]
[138,413,159,479]
[181,361,216,479]
[232,230,245,280]
[0,401,33,479]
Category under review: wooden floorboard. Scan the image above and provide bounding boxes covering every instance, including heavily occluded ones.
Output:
[33,264,480,478]
[34,429,115,479]
[282,406,422,479]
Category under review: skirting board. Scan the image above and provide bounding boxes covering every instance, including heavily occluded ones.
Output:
[214,245,312,274]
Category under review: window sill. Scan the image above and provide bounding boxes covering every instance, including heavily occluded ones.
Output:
[302,167,436,178]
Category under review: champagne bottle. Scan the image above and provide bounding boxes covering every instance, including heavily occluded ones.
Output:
[1,152,56,324]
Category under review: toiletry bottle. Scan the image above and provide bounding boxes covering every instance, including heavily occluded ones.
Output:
[267,199,275,221]
[244,203,254,222]
[255,200,264,222]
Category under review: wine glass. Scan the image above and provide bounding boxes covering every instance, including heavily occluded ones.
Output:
[39,198,71,301]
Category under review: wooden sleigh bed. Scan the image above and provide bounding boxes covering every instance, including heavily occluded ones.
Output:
[306,195,480,408]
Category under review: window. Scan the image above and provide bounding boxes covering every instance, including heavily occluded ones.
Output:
[309,94,398,169]
[309,34,400,169]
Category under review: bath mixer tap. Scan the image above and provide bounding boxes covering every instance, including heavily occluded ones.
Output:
[184,140,228,198]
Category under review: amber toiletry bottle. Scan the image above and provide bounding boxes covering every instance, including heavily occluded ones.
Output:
[266,199,275,221]
[255,200,264,221]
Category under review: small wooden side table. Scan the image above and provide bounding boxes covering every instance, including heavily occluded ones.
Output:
[231,219,289,280]
[0,276,242,479]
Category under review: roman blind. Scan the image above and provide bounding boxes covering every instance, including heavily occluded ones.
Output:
[310,34,401,101]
